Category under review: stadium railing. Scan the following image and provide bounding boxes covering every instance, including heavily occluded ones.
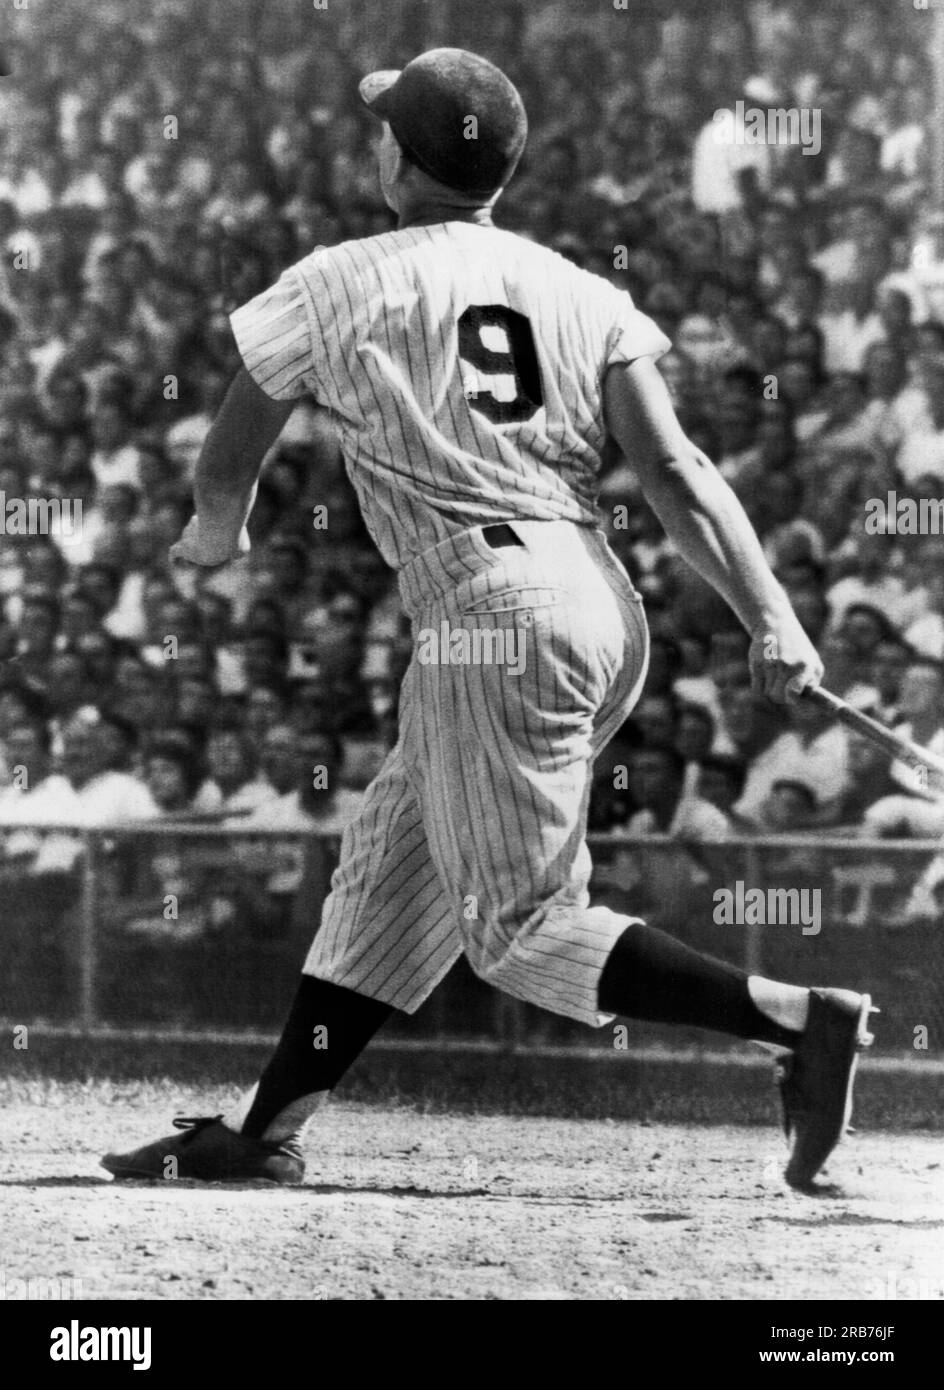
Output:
[1,824,941,1058]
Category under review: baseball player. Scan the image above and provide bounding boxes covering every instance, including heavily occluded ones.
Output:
[104,49,875,1192]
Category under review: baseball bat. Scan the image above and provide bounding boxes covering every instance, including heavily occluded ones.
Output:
[802,685,944,780]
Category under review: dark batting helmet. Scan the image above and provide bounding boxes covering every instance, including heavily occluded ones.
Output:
[359,47,527,199]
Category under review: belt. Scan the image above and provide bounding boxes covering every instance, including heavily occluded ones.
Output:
[482,522,524,549]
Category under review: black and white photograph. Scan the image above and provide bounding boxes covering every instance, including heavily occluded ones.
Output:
[0,0,941,1335]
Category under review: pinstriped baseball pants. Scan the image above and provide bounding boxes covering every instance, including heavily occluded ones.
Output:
[304,519,650,1026]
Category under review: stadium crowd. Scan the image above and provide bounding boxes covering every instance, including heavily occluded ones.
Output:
[0,0,943,923]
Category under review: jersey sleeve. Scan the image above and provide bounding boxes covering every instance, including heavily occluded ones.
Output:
[229,267,315,401]
[603,292,673,368]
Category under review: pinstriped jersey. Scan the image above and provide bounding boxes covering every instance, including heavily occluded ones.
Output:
[230,221,670,568]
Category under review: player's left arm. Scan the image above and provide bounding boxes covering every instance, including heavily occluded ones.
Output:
[171,367,295,567]
[603,355,823,704]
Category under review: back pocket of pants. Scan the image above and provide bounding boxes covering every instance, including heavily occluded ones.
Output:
[454,578,570,616]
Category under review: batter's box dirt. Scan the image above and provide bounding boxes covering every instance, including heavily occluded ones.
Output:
[1,1084,942,1300]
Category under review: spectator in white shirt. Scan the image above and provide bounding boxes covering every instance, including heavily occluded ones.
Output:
[771,263,824,332]
[243,722,299,816]
[691,82,774,216]
[89,398,143,491]
[10,601,58,689]
[203,158,273,231]
[876,287,915,356]
[623,742,731,840]
[695,754,752,831]
[715,678,782,766]
[827,531,915,634]
[9,148,61,217]
[123,140,200,225]
[61,712,158,823]
[55,585,103,653]
[896,357,944,486]
[715,395,763,486]
[736,697,851,824]
[596,742,732,918]
[862,782,944,839]
[858,657,944,836]
[800,371,877,468]
[672,633,716,717]
[905,564,944,661]
[758,470,826,573]
[243,724,362,835]
[841,634,911,724]
[82,192,138,289]
[193,724,275,817]
[29,711,158,874]
[888,211,944,326]
[833,604,899,691]
[163,369,229,482]
[812,199,888,292]
[0,719,76,866]
[818,279,885,375]
[859,340,930,455]
[881,657,944,798]
[60,157,111,211]
[778,353,830,443]
[42,648,98,741]
[0,196,42,275]
[674,702,715,800]
[143,733,204,816]
[631,692,679,750]
[881,87,926,179]
[240,727,363,898]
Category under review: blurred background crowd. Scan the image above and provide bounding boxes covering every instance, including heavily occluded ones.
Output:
[0,0,942,894]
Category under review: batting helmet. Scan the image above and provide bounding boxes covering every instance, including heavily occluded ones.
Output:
[359,48,527,199]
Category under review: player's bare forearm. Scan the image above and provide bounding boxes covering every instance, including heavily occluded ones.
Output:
[637,449,793,631]
[604,359,786,629]
[195,368,293,518]
[603,358,823,701]
[175,368,294,566]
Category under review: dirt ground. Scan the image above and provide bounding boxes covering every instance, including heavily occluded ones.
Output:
[1,1079,942,1301]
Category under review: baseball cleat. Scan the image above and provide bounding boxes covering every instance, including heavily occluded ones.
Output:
[101,1115,305,1185]
[777,989,877,1190]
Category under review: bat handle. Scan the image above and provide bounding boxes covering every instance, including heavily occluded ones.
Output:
[801,684,845,716]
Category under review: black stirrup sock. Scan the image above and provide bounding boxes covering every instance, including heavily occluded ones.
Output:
[597,921,802,1048]
[241,976,394,1138]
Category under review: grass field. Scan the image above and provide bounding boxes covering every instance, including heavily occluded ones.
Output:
[2,1047,943,1301]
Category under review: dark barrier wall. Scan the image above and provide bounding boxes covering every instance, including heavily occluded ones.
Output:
[1,826,941,1056]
